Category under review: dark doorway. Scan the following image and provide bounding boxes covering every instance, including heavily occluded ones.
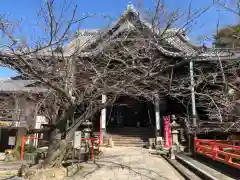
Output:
[0,128,17,152]
[106,96,155,129]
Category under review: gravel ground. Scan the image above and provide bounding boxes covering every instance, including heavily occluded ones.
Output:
[2,147,183,180]
[0,177,23,180]
[70,147,184,180]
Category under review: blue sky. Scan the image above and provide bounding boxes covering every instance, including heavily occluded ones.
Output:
[0,0,237,78]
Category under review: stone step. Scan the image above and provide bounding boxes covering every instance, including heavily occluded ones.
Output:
[107,134,153,137]
[104,135,150,138]
[104,138,146,141]
[107,129,154,133]
[104,139,148,143]
[94,132,153,136]
[109,139,146,142]
[107,128,154,133]
[103,138,147,142]
[108,129,153,132]
[106,134,152,136]
[113,143,146,147]
[104,139,147,143]
[103,136,148,147]
[103,137,147,146]
[108,127,153,130]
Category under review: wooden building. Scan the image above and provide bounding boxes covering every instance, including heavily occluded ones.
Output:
[0,79,47,151]
[65,4,240,138]
[0,3,239,146]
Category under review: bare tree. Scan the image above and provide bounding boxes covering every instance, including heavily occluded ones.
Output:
[0,0,237,169]
[189,0,240,132]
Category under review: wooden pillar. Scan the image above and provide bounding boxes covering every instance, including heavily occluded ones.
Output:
[100,94,107,142]
[16,127,26,148]
[14,95,23,149]
[155,95,161,137]
[190,60,197,128]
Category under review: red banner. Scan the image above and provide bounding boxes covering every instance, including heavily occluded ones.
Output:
[164,116,172,148]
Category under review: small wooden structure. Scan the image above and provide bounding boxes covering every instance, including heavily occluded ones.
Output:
[0,79,47,151]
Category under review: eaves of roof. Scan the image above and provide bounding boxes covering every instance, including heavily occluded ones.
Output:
[0,80,47,93]
[1,3,240,65]
[64,4,198,58]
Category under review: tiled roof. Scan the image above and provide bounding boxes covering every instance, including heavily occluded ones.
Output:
[196,48,240,61]
[64,30,101,56]
[1,3,240,66]
[63,4,240,60]
[63,4,199,58]
[163,29,197,56]
[0,79,47,93]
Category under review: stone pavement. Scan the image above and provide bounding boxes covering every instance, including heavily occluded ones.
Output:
[0,161,28,180]
[0,161,28,171]
[0,177,23,180]
[72,147,184,180]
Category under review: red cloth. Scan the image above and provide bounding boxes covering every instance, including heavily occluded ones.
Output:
[164,116,172,148]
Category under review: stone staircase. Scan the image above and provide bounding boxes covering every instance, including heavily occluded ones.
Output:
[103,127,154,147]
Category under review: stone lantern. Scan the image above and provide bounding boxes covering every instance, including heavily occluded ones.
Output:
[82,120,93,139]
[170,115,186,153]
[179,128,186,143]
[170,115,180,146]
[79,120,93,154]
[168,115,180,159]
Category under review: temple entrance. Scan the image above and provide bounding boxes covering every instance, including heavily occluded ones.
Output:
[103,96,155,146]
[106,96,155,130]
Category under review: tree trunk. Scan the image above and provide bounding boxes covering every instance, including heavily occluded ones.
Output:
[43,129,67,168]
[43,105,77,167]
[43,101,113,167]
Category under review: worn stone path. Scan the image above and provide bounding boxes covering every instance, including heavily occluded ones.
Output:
[73,147,184,180]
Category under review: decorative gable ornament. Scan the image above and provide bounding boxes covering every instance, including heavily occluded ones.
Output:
[127,2,134,10]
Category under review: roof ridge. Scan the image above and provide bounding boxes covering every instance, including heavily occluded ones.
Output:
[77,29,100,35]
[64,3,198,57]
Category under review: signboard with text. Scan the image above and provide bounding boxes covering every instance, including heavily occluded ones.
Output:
[0,121,12,127]
[73,131,81,149]
[8,136,16,146]
[164,116,172,149]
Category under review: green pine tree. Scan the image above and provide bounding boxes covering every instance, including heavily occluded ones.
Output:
[213,24,240,48]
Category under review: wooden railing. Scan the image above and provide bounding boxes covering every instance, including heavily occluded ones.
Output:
[195,137,240,169]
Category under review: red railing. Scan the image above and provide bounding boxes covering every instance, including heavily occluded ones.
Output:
[100,119,103,144]
[195,137,240,169]
[20,136,100,161]
[80,137,100,161]
[20,136,42,160]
